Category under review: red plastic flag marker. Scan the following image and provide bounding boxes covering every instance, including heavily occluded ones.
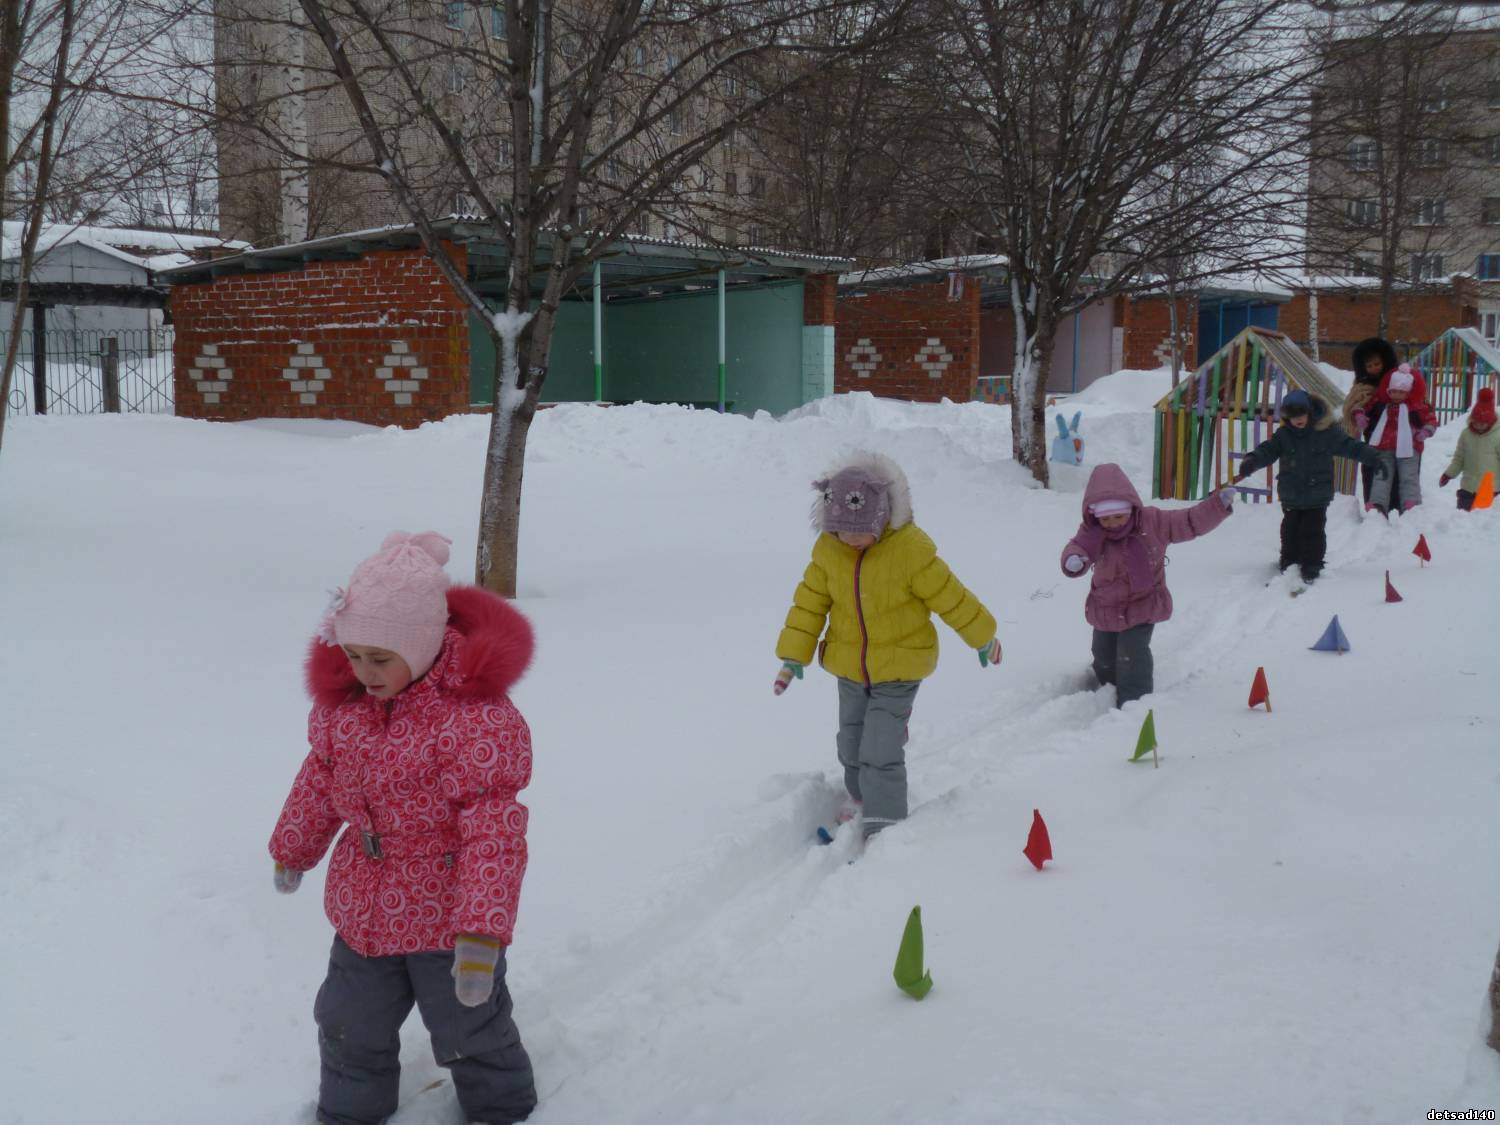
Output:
[1385,569,1403,603]
[1248,666,1272,712]
[1412,535,1431,565]
[1023,809,1053,871]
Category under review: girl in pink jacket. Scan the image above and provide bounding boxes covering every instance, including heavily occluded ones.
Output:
[1060,464,1233,706]
[269,531,538,1125]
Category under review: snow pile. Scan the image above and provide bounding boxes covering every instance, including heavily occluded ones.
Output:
[2,370,1497,1125]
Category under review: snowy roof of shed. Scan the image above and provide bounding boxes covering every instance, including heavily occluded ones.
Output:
[0,221,248,272]
[838,255,1009,288]
[156,217,851,301]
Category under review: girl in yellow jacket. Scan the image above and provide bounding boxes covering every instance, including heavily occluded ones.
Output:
[774,451,1002,838]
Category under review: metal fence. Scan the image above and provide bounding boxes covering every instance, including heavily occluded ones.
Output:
[3,327,175,416]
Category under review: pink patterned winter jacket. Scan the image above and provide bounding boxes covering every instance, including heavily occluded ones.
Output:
[1060,463,1231,633]
[269,586,535,956]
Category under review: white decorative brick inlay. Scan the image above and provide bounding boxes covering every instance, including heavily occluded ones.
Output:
[188,345,233,404]
[283,343,330,405]
[378,340,427,406]
[846,338,881,378]
[915,337,953,380]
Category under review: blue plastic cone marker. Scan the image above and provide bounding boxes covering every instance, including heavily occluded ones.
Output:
[1310,615,1351,654]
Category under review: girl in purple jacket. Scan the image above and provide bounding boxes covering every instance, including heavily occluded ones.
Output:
[1061,463,1234,706]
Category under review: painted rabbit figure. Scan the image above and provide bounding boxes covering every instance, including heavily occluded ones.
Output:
[1050,411,1084,466]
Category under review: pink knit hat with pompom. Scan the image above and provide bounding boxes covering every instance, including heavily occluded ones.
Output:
[322,531,452,679]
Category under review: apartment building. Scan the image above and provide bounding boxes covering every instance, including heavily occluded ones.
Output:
[214,0,779,250]
[1305,25,1500,343]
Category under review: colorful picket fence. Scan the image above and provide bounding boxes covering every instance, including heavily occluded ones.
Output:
[1152,327,1355,504]
[1410,327,1500,425]
[974,374,1010,404]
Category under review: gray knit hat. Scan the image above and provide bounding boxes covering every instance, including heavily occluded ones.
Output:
[813,466,892,536]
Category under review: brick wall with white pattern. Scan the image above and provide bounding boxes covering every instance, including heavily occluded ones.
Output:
[834,278,981,403]
[170,245,472,427]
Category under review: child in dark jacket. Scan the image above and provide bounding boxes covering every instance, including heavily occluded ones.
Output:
[1234,390,1385,584]
[1353,365,1438,515]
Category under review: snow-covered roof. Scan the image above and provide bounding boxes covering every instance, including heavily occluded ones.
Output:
[0,221,248,269]
[838,255,1009,287]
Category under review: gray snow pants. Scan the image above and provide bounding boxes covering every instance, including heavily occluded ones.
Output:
[315,934,536,1125]
[1368,450,1421,512]
[835,677,920,837]
[1092,623,1155,708]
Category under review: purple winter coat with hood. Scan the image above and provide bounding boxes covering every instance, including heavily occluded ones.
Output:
[1060,463,1231,633]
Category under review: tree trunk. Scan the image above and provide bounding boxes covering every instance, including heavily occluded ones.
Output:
[1489,939,1500,1054]
[1168,276,1182,389]
[476,398,536,597]
[1009,283,1054,487]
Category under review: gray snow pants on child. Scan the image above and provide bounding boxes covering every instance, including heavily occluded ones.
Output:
[1092,624,1155,707]
[315,934,536,1125]
[1369,450,1421,512]
[836,677,920,838]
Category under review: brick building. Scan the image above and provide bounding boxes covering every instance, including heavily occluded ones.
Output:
[160,220,848,426]
[1276,275,1480,370]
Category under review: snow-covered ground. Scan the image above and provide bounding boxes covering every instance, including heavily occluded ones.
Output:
[3,371,1498,1125]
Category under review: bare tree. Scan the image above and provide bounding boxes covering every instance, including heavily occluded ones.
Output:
[0,0,210,453]
[928,0,1316,484]
[273,0,912,594]
[727,38,949,264]
[1304,12,1495,336]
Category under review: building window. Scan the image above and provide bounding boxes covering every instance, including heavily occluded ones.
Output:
[748,172,764,198]
[1346,138,1376,170]
[499,137,513,167]
[446,2,464,30]
[723,126,736,150]
[453,192,474,215]
[1346,88,1375,116]
[668,107,683,135]
[1478,253,1500,281]
[1487,136,1500,166]
[724,72,738,96]
[1489,80,1500,109]
[1411,254,1443,280]
[1348,258,1377,278]
[446,65,465,94]
[1419,83,1448,113]
[1412,197,1445,226]
[666,50,680,72]
[1485,198,1500,225]
[1345,197,1377,227]
[747,223,764,244]
[489,6,506,38]
[725,171,737,196]
[633,44,647,67]
[1414,139,1446,167]
[576,205,590,229]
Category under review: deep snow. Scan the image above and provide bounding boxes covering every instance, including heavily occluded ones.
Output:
[2,373,1498,1125]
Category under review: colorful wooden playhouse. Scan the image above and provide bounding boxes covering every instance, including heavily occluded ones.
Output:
[1152,326,1355,503]
[1410,327,1500,425]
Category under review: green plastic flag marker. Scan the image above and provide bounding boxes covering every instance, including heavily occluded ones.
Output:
[1130,709,1159,768]
[893,905,934,1000]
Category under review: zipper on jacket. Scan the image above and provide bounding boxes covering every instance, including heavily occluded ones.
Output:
[854,548,871,688]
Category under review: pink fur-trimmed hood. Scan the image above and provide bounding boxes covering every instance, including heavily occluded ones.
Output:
[305,585,535,707]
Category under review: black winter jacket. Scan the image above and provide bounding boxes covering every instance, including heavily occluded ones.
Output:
[1238,395,1382,509]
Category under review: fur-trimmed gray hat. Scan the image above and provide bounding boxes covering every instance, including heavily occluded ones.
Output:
[811,451,914,537]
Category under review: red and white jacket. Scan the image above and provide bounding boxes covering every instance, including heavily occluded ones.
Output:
[269,586,535,956]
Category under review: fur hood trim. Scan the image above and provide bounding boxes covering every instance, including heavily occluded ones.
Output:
[810,449,914,531]
[305,585,535,708]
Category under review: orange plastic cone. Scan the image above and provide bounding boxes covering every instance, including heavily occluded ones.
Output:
[1412,535,1431,565]
[1385,570,1403,603]
[1475,472,1496,510]
[1248,667,1271,711]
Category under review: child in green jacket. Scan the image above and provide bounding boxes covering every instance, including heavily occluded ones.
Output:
[1440,388,1500,510]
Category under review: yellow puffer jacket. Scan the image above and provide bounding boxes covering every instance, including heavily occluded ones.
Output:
[776,523,996,684]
